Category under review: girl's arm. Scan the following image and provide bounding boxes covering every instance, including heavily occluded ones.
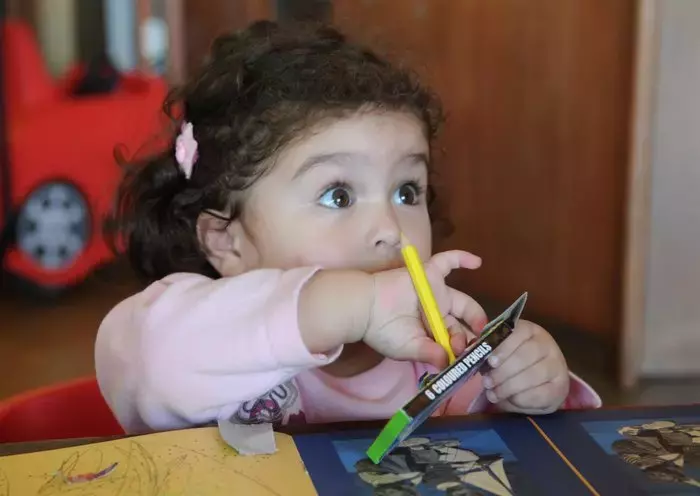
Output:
[298,269,373,352]
[96,249,481,433]
[95,267,373,433]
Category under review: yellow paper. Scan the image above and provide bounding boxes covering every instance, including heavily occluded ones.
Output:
[0,427,318,495]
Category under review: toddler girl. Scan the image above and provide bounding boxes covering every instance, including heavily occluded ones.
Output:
[97,21,600,434]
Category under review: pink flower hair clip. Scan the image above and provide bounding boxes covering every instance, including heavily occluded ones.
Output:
[175,121,198,179]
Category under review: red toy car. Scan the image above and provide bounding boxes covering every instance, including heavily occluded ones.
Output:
[0,20,168,294]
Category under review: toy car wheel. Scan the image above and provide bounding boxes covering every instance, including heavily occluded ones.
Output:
[15,182,90,271]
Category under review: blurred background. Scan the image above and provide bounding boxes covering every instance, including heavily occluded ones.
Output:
[0,0,698,409]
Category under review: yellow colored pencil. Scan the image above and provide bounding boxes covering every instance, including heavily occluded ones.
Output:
[400,234,456,364]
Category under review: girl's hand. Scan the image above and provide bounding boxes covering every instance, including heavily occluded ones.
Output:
[361,250,488,369]
[480,320,570,414]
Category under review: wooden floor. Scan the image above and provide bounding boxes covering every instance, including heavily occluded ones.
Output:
[1,262,700,407]
[0,263,141,399]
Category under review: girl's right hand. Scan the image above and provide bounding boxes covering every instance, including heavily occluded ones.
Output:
[362,250,488,369]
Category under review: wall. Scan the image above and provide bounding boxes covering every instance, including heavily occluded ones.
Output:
[104,0,137,72]
[641,0,700,375]
[184,0,271,75]
[332,0,636,339]
[6,0,35,25]
[36,0,76,75]
[77,0,106,61]
[177,0,638,340]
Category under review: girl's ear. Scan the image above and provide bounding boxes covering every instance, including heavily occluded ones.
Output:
[196,211,255,276]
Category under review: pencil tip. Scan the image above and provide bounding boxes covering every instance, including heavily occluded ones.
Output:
[400,233,409,247]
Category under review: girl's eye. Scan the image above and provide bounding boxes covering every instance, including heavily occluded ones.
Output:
[393,182,422,206]
[319,186,354,209]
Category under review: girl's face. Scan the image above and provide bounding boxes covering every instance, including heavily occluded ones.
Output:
[202,110,433,275]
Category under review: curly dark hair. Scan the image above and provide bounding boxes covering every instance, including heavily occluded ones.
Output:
[105,20,446,283]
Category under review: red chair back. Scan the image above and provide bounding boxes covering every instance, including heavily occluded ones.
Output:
[0,377,125,443]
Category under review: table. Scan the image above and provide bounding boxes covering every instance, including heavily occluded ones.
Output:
[2,403,698,457]
[0,413,496,457]
[3,402,697,458]
[3,404,700,495]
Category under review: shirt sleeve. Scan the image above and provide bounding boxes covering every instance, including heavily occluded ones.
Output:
[95,267,342,433]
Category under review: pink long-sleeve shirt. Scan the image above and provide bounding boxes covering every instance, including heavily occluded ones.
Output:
[95,267,602,434]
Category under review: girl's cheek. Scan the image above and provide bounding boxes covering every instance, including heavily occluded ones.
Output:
[300,246,358,270]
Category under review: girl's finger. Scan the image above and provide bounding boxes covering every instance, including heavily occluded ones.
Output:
[485,338,547,388]
[486,357,555,402]
[486,321,538,368]
[398,334,450,371]
[444,316,468,356]
[447,288,488,335]
[504,381,562,414]
[489,395,553,415]
[426,250,482,279]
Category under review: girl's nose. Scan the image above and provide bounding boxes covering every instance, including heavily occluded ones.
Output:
[369,206,401,252]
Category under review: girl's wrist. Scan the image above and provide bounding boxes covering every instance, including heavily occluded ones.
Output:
[298,269,374,353]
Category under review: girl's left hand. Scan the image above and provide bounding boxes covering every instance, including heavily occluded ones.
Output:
[480,320,569,414]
